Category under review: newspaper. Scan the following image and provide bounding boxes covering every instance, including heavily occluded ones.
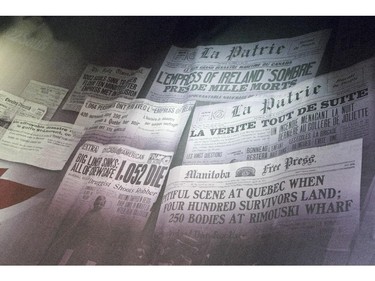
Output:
[0,116,84,170]
[147,29,331,103]
[45,141,173,265]
[63,64,151,112]
[0,90,47,137]
[153,139,362,265]
[183,57,375,166]
[75,97,195,152]
[20,80,69,120]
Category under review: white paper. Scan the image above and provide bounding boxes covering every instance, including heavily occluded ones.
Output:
[183,58,375,165]
[154,139,362,265]
[63,64,151,112]
[0,116,85,170]
[0,90,47,138]
[20,80,69,120]
[75,97,195,152]
[147,29,331,103]
[45,141,173,264]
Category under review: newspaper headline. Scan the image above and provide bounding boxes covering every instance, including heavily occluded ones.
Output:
[148,29,331,103]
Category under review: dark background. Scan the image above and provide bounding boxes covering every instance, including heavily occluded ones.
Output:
[44,16,375,96]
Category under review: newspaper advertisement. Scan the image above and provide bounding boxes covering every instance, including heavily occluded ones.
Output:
[0,116,84,170]
[75,97,195,152]
[183,58,375,166]
[153,139,362,265]
[45,141,173,265]
[147,29,331,103]
[0,90,47,137]
[63,64,151,112]
[20,80,69,120]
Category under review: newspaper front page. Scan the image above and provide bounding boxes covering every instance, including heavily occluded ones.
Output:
[0,90,47,138]
[153,139,362,265]
[45,141,173,265]
[147,29,331,103]
[183,58,374,166]
[20,80,69,120]
[0,116,84,170]
[75,97,195,152]
[63,64,151,112]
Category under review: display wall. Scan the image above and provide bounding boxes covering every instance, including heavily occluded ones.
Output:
[0,16,374,265]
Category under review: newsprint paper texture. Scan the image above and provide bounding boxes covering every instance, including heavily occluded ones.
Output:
[147,29,331,103]
[44,141,173,265]
[63,64,150,112]
[183,58,374,166]
[153,139,362,265]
